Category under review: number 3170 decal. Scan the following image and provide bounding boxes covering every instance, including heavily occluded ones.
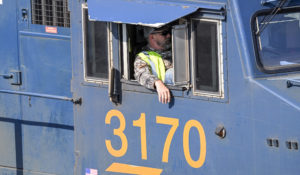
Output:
[105,109,206,169]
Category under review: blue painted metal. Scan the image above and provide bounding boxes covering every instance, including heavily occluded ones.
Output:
[0,0,74,175]
[0,0,23,171]
[71,0,300,174]
[88,0,224,27]
[2,0,300,174]
[17,21,74,175]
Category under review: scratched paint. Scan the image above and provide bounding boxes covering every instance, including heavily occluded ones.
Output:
[0,0,2,5]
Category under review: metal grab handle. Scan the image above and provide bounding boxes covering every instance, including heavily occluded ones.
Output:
[0,74,13,79]
[287,80,300,88]
[0,71,21,85]
[108,67,121,105]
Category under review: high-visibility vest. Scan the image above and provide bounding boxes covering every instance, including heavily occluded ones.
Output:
[138,51,166,82]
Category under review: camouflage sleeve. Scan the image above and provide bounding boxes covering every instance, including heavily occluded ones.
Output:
[134,56,159,90]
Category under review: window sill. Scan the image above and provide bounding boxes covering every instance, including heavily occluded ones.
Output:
[121,79,186,97]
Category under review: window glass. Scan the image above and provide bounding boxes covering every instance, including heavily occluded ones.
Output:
[31,0,70,27]
[84,10,109,79]
[172,24,189,85]
[254,9,300,72]
[193,20,219,92]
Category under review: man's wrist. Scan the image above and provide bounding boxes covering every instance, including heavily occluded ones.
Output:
[154,80,162,89]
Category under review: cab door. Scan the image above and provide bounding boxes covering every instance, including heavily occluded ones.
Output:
[16,0,74,174]
[1,0,74,174]
[0,0,22,171]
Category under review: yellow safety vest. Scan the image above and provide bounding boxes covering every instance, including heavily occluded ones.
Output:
[138,51,166,82]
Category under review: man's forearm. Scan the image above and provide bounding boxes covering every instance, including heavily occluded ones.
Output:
[134,57,158,89]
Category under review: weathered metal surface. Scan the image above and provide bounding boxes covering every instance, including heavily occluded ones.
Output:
[72,0,300,174]
[0,0,74,174]
[1,0,300,174]
[88,0,224,27]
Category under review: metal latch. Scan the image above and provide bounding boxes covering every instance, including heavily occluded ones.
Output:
[22,9,28,21]
[0,73,13,79]
[1,71,22,85]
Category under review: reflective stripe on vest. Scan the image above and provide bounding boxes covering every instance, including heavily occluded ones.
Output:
[138,51,166,82]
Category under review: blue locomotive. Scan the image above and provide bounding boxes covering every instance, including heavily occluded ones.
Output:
[1,0,300,174]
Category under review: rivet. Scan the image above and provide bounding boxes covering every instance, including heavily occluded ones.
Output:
[215,125,226,139]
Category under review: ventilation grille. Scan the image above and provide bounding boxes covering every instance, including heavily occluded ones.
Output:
[31,0,70,27]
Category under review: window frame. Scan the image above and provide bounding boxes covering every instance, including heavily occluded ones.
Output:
[121,24,131,80]
[251,6,300,74]
[191,18,225,98]
[172,23,190,86]
[120,18,226,99]
[116,11,227,101]
[82,5,112,84]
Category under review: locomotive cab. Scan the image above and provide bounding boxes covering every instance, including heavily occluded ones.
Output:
[82,3,227,104]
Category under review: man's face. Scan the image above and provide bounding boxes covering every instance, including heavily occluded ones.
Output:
[152,30,171,50]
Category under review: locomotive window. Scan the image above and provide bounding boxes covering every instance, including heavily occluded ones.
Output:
[31,0,70,27]
[121,18,224,97]
[121,23,190,87]
[252,7,300,73]
[121,24,146,80]
[83,9,110,80]
[192,19,224,97]
[172,24,189,85]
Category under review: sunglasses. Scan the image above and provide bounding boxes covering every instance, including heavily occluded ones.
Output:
[152,30,170,36]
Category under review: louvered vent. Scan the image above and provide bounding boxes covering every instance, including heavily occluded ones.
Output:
[31,0,70,27]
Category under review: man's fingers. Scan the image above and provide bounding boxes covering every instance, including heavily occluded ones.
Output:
[159,92,165,103]
[158,91,171,104]
[163,91,169,104]
[159,93,162,103]
[165,92,169,104]
[159,92,165,104]
[167,91,171,103]
[162,92,166,104]
[155,80,171,104]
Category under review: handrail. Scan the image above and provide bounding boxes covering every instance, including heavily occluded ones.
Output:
[287,80,300,88]
[0,89,81,104]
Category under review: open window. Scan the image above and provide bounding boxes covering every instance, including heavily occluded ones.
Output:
[121,17,224,96]
[85,0,226,98]
[82,7,110,82]
[118,17,225,98]
[121,22,190,89]
[121,24,147,80]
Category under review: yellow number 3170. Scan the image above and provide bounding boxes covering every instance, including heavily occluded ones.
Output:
[105,109,206,169]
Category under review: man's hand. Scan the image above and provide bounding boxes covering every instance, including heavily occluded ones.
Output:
[154,80,171,104]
